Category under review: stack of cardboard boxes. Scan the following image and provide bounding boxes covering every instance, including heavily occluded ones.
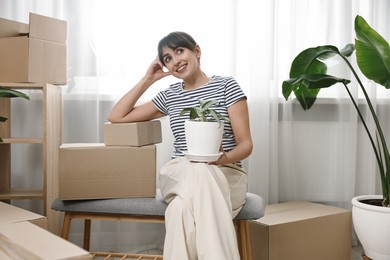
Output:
[0,12,161,257]
[58,120,162,200]
[0,13,93,259]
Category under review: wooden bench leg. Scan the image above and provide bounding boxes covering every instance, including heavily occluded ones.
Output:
[236,220,252,260]
[61,212,91,251]
[60,213,91,251]
[235,220,243,257]
[61,213,72,240]
[83,219,91,251]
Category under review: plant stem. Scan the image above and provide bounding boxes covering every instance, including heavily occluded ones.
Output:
[339,54,390,206]
[339,57,382,170]
[341,81,381,166]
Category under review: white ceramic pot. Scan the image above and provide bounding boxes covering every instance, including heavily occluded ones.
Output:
[185,120,223,155]
[352,195,390,260]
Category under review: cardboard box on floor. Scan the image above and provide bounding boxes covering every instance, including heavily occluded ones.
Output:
[59,143,156,200]
[0,201,48,230]
[104,120,162,146]
[0,202,91,259]
[0,222,92,259]
[249,201,352,260]
[0,13,66,84]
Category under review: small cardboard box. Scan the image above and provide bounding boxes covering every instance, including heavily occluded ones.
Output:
[0,221,91,259]
[249,201,352,260]
[0,202,91,259]
[104,120,162,146]
[59,143,156,200]
[0,13,67,84]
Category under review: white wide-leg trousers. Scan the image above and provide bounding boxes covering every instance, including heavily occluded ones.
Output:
[160,157,247,260]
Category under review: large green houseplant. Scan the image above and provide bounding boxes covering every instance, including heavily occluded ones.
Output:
[282,15,390,259]
[282,15,390,207]
[0,86,29,142]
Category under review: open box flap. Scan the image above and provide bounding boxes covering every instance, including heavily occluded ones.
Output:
[0,17,28,38]
[28,12,67,43]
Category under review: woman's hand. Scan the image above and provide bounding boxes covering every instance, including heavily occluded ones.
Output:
[208,99,253,166]
[209,151,228,165]
[107,57,168,123]
[144,57,171,84]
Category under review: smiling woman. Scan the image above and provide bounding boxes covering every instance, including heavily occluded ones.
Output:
[106,29,252,259]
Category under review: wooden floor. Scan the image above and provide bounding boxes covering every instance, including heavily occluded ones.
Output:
[90,245,366,260]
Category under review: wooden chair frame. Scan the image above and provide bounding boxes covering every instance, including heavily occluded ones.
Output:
[60,211,253,260]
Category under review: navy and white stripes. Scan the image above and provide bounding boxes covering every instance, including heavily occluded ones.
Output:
[152,75,246,160]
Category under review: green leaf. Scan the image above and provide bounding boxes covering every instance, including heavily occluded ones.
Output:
[0,87,29,100]
[355,15,390,88]
[282,80,320,110]
[283,74,350,110]
[0,87,29,143]
[292,74,351,89]
[289,45,339,78]
[190,109,199,120]
[208,110,220,122]
[179,108,192,116]
[284,46,343,109]
[200,100,217,110]
[179,99,228,122]
[180,107,198,120]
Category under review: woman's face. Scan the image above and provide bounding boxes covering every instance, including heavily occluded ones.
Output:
[162,45,200,80]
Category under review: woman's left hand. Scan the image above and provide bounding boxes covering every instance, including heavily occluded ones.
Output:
[208,151,227,165]
[209,99,253,165]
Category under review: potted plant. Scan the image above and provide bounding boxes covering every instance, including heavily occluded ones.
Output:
[282,15,390,259]
[180,99,229,161]
[0,86,29,142]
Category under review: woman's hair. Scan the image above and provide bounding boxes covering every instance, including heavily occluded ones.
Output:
[158,31,197,65]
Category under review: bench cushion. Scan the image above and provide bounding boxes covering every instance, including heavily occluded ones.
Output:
[51,191,265,220]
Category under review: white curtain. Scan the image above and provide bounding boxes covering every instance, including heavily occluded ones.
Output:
[2,0,390,253]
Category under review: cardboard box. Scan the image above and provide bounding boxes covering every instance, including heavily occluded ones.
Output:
[0,221,91,259]
[59,143,156,200]
[0,202,48,230]
[104,120,162,146]
[249,201,352,260]
[0,13,67,84]
[0,202,91,259]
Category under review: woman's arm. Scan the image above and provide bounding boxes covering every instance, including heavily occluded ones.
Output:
[107,58,170,123]
[212,99,253,165]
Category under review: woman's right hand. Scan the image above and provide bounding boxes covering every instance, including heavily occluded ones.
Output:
[107,57,167,123]
[144,57,171,83]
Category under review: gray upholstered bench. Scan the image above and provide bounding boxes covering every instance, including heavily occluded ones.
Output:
[52,190,265,260]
